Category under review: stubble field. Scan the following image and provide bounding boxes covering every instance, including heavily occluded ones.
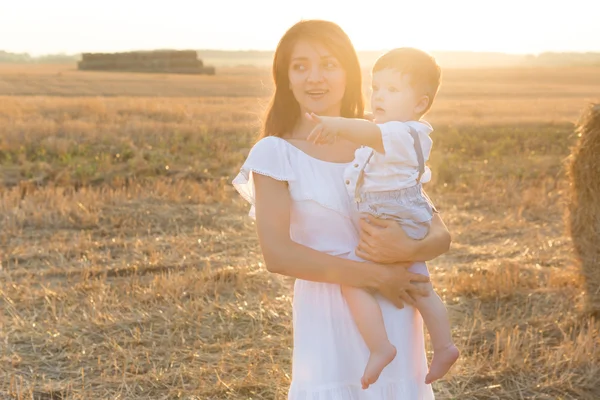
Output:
[0,64,599,399]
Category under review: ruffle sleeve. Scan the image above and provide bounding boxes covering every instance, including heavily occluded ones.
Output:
[232,136,295,219]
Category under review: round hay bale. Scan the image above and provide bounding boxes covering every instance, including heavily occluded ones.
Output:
[567,102,600,316]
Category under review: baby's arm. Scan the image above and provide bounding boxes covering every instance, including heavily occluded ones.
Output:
[306,113,385,153]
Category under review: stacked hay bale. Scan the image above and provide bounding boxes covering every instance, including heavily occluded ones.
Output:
[567,103,600,316]
[77,50,215,75]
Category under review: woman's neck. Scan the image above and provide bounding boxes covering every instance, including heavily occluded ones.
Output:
[290,116,315,140]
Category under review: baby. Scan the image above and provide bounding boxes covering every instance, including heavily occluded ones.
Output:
[306,48,459,389]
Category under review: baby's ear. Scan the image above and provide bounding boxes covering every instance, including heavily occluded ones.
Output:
[415,95,430,115]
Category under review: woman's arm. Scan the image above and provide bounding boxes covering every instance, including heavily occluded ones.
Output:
[354,213,452,264]
[253,173,430,307]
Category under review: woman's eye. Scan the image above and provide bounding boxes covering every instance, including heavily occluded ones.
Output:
[325,62,337,69]
[292,64,307,71]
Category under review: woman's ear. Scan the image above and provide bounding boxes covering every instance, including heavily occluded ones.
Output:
[414,95,430,115]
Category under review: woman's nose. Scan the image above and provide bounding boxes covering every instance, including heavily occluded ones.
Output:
[307,66,324,83]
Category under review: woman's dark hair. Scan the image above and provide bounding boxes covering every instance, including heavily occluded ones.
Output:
[260,20,364,138]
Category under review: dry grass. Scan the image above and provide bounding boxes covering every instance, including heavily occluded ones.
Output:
[0,65,599,399]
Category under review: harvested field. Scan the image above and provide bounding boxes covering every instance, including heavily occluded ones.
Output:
[0,64,599,399]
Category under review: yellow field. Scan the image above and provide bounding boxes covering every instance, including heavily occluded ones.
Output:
[0,64,599,399]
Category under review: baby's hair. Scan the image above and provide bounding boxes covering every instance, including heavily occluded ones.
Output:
[373,48,441,115]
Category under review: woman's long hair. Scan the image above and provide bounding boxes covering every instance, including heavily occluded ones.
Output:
[260,20,364,139]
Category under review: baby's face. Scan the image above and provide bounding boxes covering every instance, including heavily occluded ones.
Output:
[370,68,422,123]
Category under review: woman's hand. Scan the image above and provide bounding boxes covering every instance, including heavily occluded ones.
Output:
[355,215,418,263]
[355,213,451,263]
[373,263,430,309]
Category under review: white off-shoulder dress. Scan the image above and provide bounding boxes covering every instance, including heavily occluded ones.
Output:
[233,136,435,400]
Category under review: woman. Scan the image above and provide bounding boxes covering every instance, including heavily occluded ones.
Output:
[233,20,451,399]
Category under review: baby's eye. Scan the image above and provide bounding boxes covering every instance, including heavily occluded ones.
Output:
[371,85,379,91]
[389,86,399,92]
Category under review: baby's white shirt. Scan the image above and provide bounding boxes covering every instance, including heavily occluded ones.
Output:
[343,120,433,198]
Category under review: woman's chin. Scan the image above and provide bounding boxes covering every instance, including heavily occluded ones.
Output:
[303,103,341,117]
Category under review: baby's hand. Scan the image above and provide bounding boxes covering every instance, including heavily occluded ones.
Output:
[305,113,343,145]
[363,111,375,122]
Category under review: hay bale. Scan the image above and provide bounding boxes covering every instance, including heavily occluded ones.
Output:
[567,102,600,316]
[77,50,214,75]
[199,66,216,75]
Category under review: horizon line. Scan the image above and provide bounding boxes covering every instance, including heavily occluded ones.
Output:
[4,48,600,58]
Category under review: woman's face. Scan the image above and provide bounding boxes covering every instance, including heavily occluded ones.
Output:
[288,40,347,117]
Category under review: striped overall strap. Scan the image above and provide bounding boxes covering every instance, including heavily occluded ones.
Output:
[408,127,425,183]
[354,149,375,203]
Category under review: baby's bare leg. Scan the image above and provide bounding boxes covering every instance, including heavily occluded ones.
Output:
[413,281,459,384]
[341,285,397,389]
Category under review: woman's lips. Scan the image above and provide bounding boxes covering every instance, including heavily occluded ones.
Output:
[306,89,328,100]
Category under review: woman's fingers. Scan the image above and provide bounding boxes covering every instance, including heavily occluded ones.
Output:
[358,216,383,253]
[359,229,378,249]
[392,296,406,309]
[355,242,370,256]
[359,218,381,236]
[354,247,374,261]
[356,238,381,260]
[377,266,430,309]
[407,271,430,284]
[358,217,377,236]
[365,216,393,228]
[381,288,416,309]
[398,291,416,307]
[359,231,378,249]
[411,285,430,298]
[390,268,429,304]
[380,287,405,309]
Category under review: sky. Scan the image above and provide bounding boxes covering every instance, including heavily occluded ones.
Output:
[1,0,599,56]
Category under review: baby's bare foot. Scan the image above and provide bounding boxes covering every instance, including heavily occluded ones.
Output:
[425,344,459,384]
[361,342,397,389]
